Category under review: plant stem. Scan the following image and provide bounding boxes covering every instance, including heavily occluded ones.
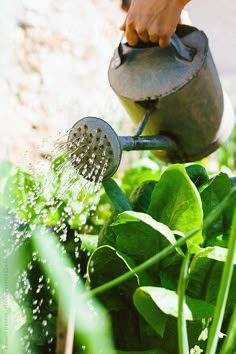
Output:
[205,207,236,354]
[56,269,77,354]
[177,252,191,354]
[220,305,236,354]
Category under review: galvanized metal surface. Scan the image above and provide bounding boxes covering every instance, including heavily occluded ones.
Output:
[108,25,235,163]
[67,116,178,181]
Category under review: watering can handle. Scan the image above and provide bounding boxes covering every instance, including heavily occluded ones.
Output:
[113,32,196,69]
[170,33,196,61]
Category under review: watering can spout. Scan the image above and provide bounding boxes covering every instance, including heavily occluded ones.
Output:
[119,135,177,153]
[67,116,179,182]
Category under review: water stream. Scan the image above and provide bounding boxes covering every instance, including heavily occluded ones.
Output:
[0,130,110,353]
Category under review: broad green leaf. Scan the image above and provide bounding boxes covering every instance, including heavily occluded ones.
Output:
[121,157,162,197]
[103,178,132,213]
[111,211,181,273]
[191,246,236,269]
[87,245,139,299]
[98,212,118,247]
[148,164,203,250]
[133,287,214,337]
[185,164,209,188]
[231,177,236,187]
[188,246,236,319]
[200,173,234,245]
[87,245,144,349]
[129,180,158,213]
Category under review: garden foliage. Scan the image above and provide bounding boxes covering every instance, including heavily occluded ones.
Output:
[0,156,236,353]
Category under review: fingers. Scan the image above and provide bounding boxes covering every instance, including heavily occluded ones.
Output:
[121,26,171,47]
[120,18,149,45]
[159,35,171,48]
[125,27,140,46]
[119,0,188,48]
[149,32,159,44]
[136,28,149,42]
[120,22,126,31]
[120,19,172,47]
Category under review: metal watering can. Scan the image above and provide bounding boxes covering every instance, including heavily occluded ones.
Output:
[68,25,235,181]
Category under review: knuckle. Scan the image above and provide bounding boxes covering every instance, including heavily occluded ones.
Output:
[157,27,169,38]
[149,30,158,39]
[125,16,136,29]
[135,26,146,36]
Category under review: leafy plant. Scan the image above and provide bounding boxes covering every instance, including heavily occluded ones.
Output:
[1,155,236,354]
[87,164,236,353]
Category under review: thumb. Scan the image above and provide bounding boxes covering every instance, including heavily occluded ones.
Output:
[119,19,126,31]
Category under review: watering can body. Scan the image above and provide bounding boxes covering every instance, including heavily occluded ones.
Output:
[108,25,235,162]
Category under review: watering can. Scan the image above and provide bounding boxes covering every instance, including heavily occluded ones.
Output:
[67,25,235,181]
[108,24,235,163]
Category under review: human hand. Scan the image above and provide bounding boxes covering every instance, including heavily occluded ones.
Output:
[120,0,190,48]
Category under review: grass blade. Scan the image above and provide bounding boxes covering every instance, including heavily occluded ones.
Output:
[177,252,191,354]
[205,207,236,354]
[220,306,236,354]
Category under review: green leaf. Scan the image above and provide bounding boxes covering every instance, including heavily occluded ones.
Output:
[188,246,236,319]
[98,212,118,247]
[185,164,209,188]
[231,177,236,188]
[200,173,234,244]
[121,157,162,197]
[1,168,43,222]
[148,164,203,251]
[129,180,158,213]
[133,287,214,337]
[87,245,139,299]
[111,211,181,273]
[102,178,132,213]
[87,245,143,349]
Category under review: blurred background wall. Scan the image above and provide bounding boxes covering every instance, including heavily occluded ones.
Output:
[0,0,235,172]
